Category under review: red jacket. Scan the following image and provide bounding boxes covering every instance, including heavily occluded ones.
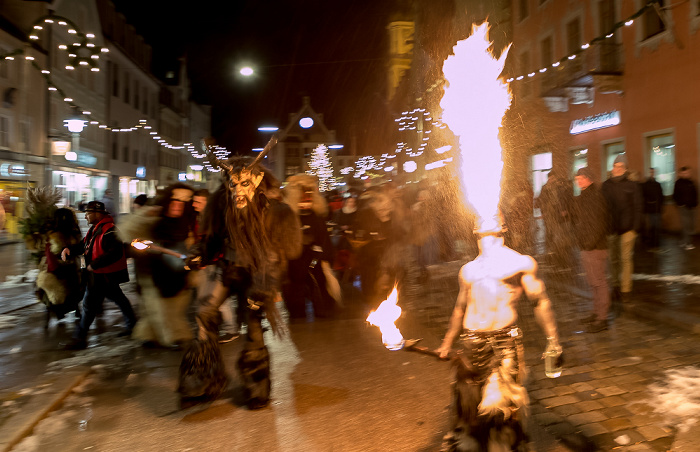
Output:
[79,216,129,283]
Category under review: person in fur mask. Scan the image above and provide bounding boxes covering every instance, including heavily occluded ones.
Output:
[282,174,340,320]
[119,183,196,349]
[36,208,84,328]
[178,148,302,409]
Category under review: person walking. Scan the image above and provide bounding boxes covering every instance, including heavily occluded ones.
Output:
[673,166,698,250]
[602,154,643,311]
[641,168,665,251]
[61,201,137,350]
[574,167,611,332]
[101,189,115,215]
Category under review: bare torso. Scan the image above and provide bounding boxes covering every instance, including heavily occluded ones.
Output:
[462,243,534,331]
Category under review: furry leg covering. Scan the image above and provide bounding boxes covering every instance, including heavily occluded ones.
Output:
[237,297,271,409]
[177,306,228,409]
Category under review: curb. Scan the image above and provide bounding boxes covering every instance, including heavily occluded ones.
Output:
[0,367,92,452]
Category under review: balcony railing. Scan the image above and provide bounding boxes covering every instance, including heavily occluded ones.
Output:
[540,42,623,97]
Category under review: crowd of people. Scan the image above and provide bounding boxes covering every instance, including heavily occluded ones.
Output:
[537,157,698,333]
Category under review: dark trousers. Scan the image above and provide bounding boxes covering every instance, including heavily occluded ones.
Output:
[76,273,137,339]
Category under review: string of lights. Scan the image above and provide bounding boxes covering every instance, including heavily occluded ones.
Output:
[505,0,661,83]
[0,14,231,172]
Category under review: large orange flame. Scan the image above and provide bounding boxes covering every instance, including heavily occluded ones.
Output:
[366,286,404,351]
[440,23,512,232]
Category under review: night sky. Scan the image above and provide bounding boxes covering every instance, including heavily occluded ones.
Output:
[115,1,395,156]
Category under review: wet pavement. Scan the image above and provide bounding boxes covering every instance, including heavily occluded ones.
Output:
[0,232,699,451]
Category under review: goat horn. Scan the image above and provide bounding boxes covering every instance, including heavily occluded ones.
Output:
[247,136,278,170]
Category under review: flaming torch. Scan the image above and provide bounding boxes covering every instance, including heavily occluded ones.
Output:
[366,286,404,351]
[130,239,187,259]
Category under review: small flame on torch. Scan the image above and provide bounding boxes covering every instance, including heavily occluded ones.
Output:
[131,239,152,251]
[366,285,404,351]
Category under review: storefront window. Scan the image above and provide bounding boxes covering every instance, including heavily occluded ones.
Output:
[0,181,34,239]
[571,148,588,195]
[531,152,552,198]
[53,171,92,209]
[647,133,675,195]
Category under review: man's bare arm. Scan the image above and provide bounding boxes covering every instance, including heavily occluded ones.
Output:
[522,268,560,347]
[437,268,470,358]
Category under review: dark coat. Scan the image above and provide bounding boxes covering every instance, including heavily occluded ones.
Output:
[641,178,664,214]
[673,178,698,208]
[602,174,643,235]
[574,183,610,251]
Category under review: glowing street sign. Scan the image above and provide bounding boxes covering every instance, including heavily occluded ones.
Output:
[570,111,620,135]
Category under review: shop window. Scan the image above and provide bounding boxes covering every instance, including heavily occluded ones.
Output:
[642,0,666,40]
[604,142,625,175]
[531,152,552,198]
[647,133,675,195]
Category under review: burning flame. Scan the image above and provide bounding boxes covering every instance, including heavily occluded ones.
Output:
[131,239,152,250]
[440,23,512,232]
[366,286,404,351]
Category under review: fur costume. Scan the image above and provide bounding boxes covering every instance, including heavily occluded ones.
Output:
[442,327,530,452]
[178,155,302,409]
[118,184,196,347]
[35,218,84,327]
[282,174,341,318]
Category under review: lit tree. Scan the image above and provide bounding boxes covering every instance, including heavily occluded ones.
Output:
[307,144,334,192]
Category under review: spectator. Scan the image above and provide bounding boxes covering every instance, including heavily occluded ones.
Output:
[641,168,664,250]
[602,154,643,309]
[537,170,573,268]
[673,166,698,250]
[574,167,611,332]
[101,189,115,215]
[132,194,148,212]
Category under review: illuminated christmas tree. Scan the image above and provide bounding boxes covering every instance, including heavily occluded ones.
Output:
[307,144,334,192]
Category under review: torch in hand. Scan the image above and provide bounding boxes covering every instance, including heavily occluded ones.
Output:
[130,239,187,259]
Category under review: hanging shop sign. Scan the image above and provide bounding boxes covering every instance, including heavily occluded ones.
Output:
[570,110,620,135]
[136,167,146,178]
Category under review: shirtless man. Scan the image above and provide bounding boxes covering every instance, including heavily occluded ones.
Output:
[437,228,561,451]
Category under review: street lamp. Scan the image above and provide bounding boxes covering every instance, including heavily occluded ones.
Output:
[64,116,86,162]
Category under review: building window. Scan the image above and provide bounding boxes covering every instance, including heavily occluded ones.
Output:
[133,149,139,164]
[642,0,666,40]
[647,133,675,195]
[142,88,148,114]
[123,145,129,162]
[519,0,529,22]
[124,72,130,103]
[519,50,531,96]
[566,17,582,55]
[540,36,553,67]
[19,120,30,152]
[112,63,119,97]
[0,50,8,78]
[112,139,119,160]
[134,80,140,109]
[0,116,9,147]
